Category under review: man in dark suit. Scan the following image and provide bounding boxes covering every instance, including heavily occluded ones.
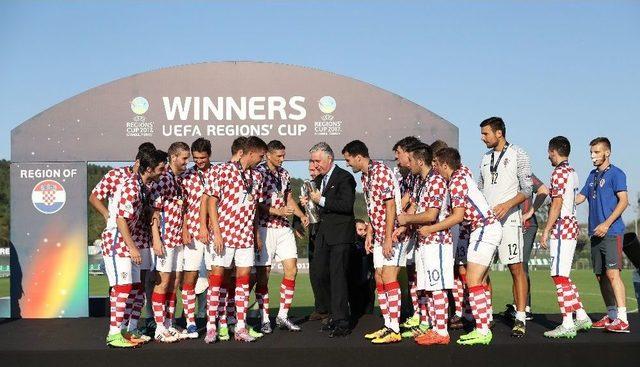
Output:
[301,142,356,337]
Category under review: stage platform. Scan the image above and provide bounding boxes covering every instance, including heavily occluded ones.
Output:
[1,314,639,367]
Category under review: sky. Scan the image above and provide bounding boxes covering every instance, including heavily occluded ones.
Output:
[1,1,639,224]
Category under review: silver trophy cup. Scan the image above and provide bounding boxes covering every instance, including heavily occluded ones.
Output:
[302,180,320,224]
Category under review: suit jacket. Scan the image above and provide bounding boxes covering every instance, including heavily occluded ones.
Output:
[314,165,356,246]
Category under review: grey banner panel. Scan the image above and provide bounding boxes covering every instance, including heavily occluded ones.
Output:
[10,162,88,318]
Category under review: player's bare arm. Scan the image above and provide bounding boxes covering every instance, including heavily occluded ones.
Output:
[397,207,439,226]
[197,193,209,243]
[116,216,141,264]
[419,206,464,237]
[541,196,563,249]
[382,198,396,259]
[89,192,109,221]
[151,212,164,257]
[288,192,309,227]
[207,195,224,254]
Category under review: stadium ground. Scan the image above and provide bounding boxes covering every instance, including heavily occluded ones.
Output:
[1,269,637,315]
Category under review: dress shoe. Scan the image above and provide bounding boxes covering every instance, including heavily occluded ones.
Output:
[329,326,351,338]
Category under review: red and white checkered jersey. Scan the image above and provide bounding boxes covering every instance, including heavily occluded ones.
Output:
[363,161,402,244]
[549,162,580,240]
[209,162,263,249]
[100,175,146,257]
[91,166,134,201]
[414,171,452,246]
[182,165,215,237]
[449,168,498,232]
[151,167,186,248]
[256,162,291,228]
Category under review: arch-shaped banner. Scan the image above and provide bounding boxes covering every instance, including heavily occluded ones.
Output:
[11,61,457,162]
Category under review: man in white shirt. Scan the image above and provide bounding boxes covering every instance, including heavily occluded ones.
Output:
[478,117,532,337]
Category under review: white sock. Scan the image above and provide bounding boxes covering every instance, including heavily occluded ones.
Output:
[575,308,589,321]
[109,325,121,335]
[607,306,618,320]
[515,311,526,323]
[562,314,575,328]
[617,307,628,323]
[525,305,531,313]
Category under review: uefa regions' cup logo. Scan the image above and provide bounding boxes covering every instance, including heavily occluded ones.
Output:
[131,96,149,115]
[127,97,154,137]
[318,96,336,122]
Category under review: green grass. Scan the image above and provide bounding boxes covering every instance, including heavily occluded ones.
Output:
[1,269,638,316]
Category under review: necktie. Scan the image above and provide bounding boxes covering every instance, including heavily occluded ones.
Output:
[322,174,329,192]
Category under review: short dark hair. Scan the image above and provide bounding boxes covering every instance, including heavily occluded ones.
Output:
[590,137,611,151]
[480,116,506,136]
[342,140,370,158]
[139,149,166,172]
[392,136,422,152]
[168,142,190,157]
[434,147,461,171]
[430,140,448,155]
[135,142,156,161]
[548,136,571,157]
[267,140,286,151]
[231,137,248,155]
[406,142,432,164]
[355,218,366,225]
[191,138,211,156]
[244,136,268,153]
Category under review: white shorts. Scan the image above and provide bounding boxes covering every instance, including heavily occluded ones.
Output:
[103,255,140,286]
[255,227,298,267]
[467,223,502,267]
[415,243,454,291]
[497,223,524,265]
[140,248,153,271]
[183,238,213,271]
[373,242,407,269]
[212,246,254,269]
[155,245,184,273]
[550,238,577,277]
[404,235,417,265]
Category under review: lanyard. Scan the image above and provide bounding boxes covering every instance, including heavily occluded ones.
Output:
[168,169,183,199]
[364,161,375,204]
[234,161,253,195]
[136,174,147,203]
[414,170,433,205]
[591,165,611,200]
[270,167,283,193]
[490,143,509,184]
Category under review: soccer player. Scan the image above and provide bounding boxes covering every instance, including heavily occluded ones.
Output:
[255,140,308,333]
[90,142,156,335]
[102,149,165,348]
[430,139,472,330]
[478,117,532,337]
[150,142,190,343]
[576,137,630,332]
[396,143,453,345]
[205,136,268,343]
[201,136,247,342]
[391,136,423,331]
[420,148,502,345]
[342,140,403,344]
[180,138,215,339]
[540,136,592,338]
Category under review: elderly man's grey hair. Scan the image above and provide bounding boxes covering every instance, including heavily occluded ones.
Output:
[309,142,334,159]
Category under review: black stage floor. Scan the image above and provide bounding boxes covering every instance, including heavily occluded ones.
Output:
[1,313,639,367]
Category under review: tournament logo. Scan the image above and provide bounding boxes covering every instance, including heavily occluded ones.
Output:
[314,96,343,136]
[318,96,337,114]
[32,179,66,214]
[131,96,149,115]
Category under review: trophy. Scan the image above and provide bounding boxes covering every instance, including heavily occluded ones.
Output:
[302,180,320,224]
